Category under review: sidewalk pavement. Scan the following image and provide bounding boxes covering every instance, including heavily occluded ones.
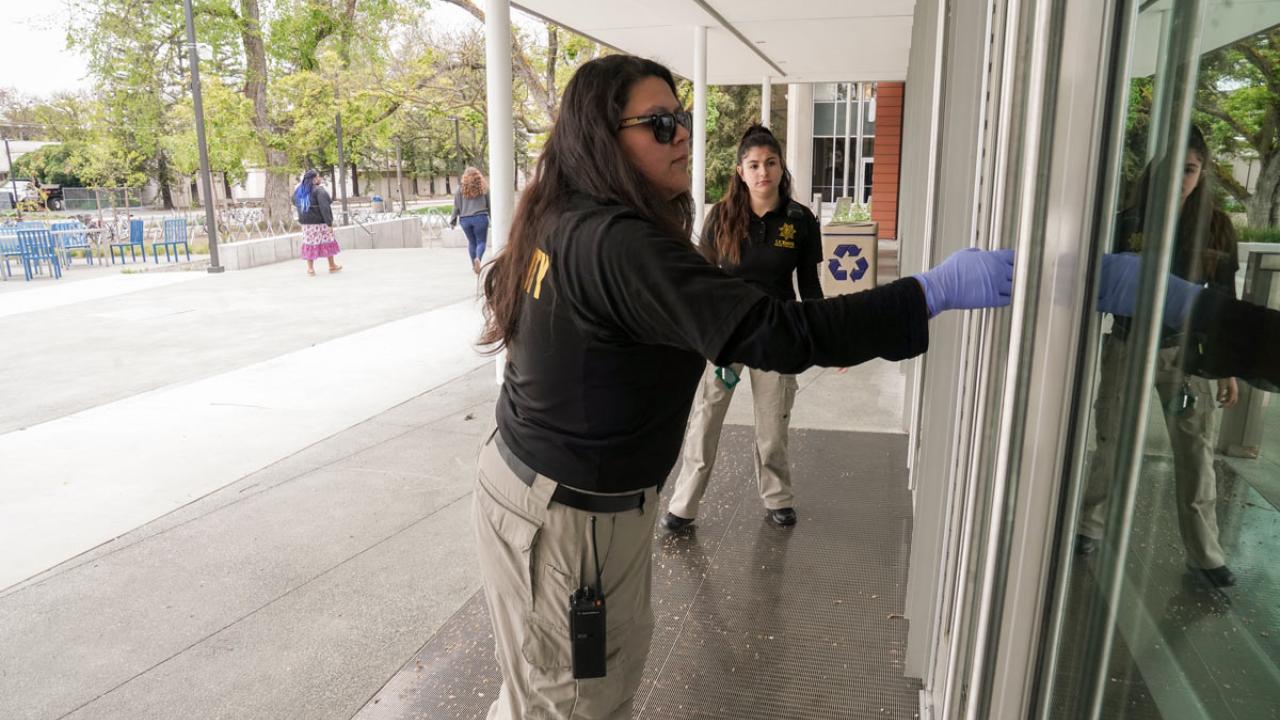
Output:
[0,244,906,719]
[0,248,485,589]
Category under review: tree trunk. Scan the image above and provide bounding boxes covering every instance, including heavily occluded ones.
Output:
[546,26,558,120]
[1245,155,1280,229]
[350,162,360,196]
[156,151,176,210]
[241,0,293,228]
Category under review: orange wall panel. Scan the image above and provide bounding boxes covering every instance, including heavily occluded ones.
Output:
[871,82,905,240]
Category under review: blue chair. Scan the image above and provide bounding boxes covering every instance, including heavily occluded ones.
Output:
[154,218,191,262]
[51,221,95,266]
[16,228,61,281]
[110,219,147,264]
[0,227,21,280]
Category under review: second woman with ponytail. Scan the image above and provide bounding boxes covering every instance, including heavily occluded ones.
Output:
[662,124,822,530]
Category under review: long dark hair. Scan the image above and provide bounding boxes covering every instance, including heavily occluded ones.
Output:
[478,55,694,351]
[705,124,792,266]
[1124,125,1236,282]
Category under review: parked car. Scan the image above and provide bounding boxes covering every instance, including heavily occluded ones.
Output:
[4,180,32,208]
[4,180,64,210]
[37,183,64,210]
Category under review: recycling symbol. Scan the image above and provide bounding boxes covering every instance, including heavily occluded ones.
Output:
[827,243,869,282]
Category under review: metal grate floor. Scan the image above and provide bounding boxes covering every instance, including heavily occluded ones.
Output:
[355,426,922,719]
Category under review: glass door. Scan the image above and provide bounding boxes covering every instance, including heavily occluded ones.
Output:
[1034,1,1280,717]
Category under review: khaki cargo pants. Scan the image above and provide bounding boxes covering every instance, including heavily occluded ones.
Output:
[473,431,658,720]
[1079,335,1226,569]
[668,363,799,519]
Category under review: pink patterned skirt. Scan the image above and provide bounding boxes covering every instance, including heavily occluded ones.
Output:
[301,224,340,260]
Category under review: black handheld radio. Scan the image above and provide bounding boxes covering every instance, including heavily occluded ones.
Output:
[569,516,607,679]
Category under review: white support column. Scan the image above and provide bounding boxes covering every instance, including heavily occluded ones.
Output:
[785,82,814,210]
[692,26,708,236]
[486,0,514,385]
[842,82,854,197]
[761,75,771,127]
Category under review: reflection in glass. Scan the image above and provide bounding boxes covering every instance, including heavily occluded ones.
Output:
[1079,124,1239,582]
[1041,3,1280,719]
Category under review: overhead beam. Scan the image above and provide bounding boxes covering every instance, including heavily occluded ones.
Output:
[689,0,788,77]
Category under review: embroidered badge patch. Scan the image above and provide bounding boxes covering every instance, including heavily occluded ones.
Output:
[775,222,797,249]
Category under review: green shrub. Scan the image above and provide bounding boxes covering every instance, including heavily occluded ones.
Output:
[1238,226,1280,244]
[409,205,453,216]
[831,202,872,224]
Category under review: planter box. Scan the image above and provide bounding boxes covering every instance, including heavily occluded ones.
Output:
[820,221,878,297]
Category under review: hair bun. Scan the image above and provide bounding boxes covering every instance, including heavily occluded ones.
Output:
[741,123,775,141]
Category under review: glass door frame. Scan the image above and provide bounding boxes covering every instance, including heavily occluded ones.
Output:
[903,0,1159,717]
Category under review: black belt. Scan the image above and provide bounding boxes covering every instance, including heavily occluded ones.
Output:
[1111,320,1186,349]
[494,433,645,514]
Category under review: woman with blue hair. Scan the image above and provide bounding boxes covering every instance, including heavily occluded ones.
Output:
[294,169,342,276]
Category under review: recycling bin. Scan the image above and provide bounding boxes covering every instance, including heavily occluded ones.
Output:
[819,220,878,297]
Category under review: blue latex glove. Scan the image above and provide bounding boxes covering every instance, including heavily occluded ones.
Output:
[913,248,1015,317]
[1097,252,1203,329]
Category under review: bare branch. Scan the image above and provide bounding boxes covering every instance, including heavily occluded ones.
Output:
[438,0,557,120]
[1239,41,1280,97]
[1215,163,1248,203]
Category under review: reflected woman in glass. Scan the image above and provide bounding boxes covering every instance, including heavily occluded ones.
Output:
[1079,125,1240,588]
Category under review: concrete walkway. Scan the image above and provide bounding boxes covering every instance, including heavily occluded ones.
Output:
[0,245,906,720]
[0,249,485,589]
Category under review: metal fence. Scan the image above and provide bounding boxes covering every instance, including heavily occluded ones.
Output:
[62,187,144,212]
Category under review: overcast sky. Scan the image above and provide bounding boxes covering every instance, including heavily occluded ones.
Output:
[0,1,539,101]
[0,2,89,97]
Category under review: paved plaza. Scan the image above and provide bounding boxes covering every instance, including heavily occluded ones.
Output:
[0,247,905,719]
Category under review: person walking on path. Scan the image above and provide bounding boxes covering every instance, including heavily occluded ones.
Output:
[294,170,342,276]
[663,124,822,531]
[471,54,1014,720]
[1078,125,1239,588]
[451,166,491,274]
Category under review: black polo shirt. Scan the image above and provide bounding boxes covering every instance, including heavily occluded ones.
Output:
[496,193,929,493]
[1112,207,1240,343]
[702,200,823,301]
[1113,207,1239,293]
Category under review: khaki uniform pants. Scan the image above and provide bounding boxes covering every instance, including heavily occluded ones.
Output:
[668,363,799,519]
[473,432,658,720]
[1079,336,1226,569]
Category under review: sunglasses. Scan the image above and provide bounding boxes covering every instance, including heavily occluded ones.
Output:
[618,111,693,144]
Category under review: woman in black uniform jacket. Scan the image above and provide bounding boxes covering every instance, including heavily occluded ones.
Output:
[665,124,823,530]
[472,55,1014,720]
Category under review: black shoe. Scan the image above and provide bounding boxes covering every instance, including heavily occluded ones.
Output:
[660,512,694,532]
[767,508,797,527]
[1075,534,1098,556]
[1189,565,1237,588]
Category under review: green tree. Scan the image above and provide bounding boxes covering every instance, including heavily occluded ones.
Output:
[163,77,257,205]
[1196,26,1280,228]
[10,144,87,187]
[72,0,224,208]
